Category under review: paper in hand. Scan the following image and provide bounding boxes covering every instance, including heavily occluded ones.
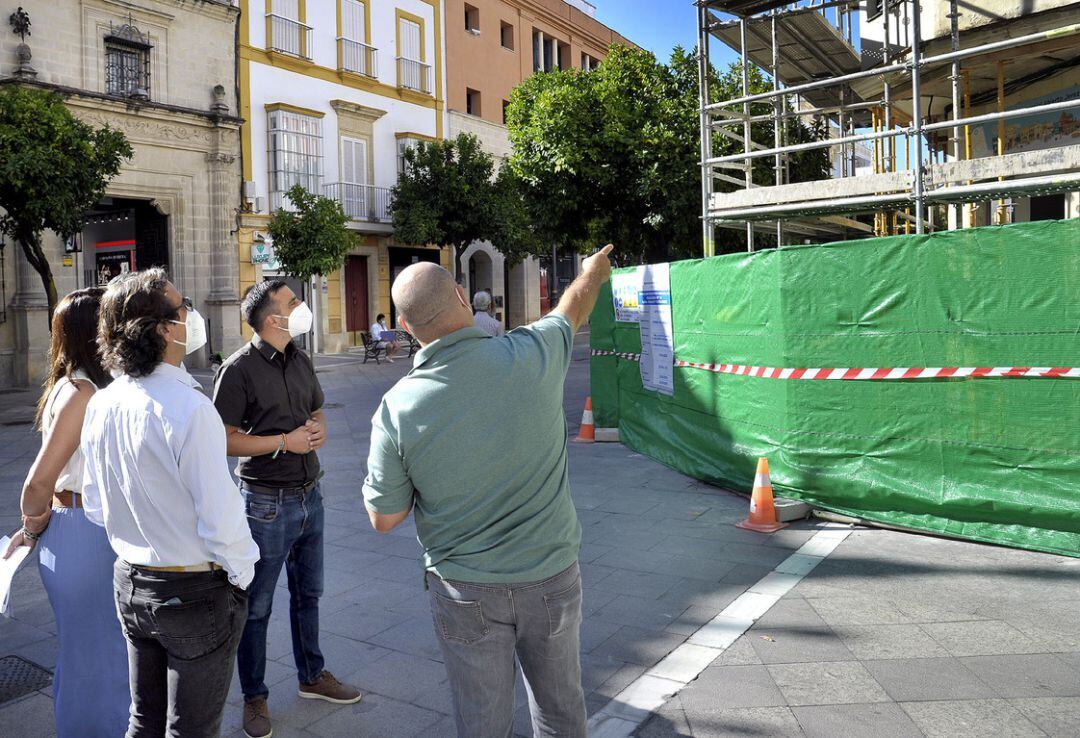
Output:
[0,536,32,616]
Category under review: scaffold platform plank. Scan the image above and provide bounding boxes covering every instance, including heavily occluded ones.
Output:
[708,9,862,109]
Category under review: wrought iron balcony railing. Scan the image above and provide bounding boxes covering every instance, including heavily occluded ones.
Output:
[338,38,378,78]
[396,57,432,95]
[266,14,313,60]
[324,182,392,223]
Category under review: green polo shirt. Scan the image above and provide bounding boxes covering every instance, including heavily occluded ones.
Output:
[362,313,581,584]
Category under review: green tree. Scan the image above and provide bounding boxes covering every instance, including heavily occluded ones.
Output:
[0,86,132,324]
[506,45,830,263]
[391,133,539,273]
[267,184,356,279]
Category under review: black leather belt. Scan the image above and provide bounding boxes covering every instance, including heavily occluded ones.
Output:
[240,479,317,496]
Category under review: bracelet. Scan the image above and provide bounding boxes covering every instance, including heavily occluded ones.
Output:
[271,433,286,459]
[21,526,41,542]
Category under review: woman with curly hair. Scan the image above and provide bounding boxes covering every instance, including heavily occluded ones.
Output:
[3,287,130,737]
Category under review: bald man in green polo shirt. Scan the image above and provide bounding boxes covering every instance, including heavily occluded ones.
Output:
[362,246,613,738]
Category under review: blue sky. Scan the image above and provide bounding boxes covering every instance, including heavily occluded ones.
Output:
[589,0,738,68]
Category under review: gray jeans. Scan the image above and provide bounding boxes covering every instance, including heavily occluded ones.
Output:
[427,561,587,738]
[114,560,248,738]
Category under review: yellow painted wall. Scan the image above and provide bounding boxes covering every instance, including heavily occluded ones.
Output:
[327,269,343,334]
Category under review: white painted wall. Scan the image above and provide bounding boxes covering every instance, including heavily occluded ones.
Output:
[246,0,439,210]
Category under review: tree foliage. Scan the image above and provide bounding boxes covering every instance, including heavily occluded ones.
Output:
[390,133,537,269]
[0,86,132,323]
[267,184,356,279]
[506,45,830,263]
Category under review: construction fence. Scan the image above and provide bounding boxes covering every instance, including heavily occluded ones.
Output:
[588,218,1080,557]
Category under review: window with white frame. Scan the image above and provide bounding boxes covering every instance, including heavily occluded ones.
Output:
[397,16,429,93]
[340,0,374,76]
[267,108,323,210]
[339,136,370,218]
[397,136,422,177]
[268,0,310,58]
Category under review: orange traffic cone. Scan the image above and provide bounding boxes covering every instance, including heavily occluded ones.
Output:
[736,457,788,533]
[574,397,596,443]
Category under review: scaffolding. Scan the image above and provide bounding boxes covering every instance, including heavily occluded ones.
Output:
[697,0,1080,255]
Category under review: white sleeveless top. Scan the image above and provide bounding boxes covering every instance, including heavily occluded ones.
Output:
[42,370,96,494]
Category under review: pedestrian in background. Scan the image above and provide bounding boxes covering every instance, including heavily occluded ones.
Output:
[472,291,504,337]
[370,312,401,362]
[363,245,614,737]
[214,280,360,738]
[82,269,258,738]
[3,288,128,738]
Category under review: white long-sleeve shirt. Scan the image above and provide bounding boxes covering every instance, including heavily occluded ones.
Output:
[81,362,259,588]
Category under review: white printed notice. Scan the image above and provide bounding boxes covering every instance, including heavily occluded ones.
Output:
[0,536,31,616]
[611,268,643,322]
[638,263,674,395]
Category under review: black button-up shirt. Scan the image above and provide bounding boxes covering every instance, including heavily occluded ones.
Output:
[212,334,324,487]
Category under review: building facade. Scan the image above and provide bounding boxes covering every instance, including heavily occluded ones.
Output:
[0,0,243,388]
[445,0,632,327]
[237,0,447,351]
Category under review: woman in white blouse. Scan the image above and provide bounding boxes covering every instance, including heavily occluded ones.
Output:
[3,288,129,737]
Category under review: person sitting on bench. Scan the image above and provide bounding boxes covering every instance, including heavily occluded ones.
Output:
[370,314,401,363]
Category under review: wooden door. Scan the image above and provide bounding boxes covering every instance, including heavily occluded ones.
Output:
[344,255,369,336]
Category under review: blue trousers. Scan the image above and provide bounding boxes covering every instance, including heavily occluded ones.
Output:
[38,507,130,738]
[236,483,325,701]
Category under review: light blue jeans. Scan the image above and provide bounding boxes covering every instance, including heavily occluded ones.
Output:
[426,561,587,738]
[38,506,130,738]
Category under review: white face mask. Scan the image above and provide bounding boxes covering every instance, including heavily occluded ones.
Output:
[275,302,313,337]
[170,308,206,355]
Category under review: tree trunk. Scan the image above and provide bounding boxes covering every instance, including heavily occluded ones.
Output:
[19,232,58,331]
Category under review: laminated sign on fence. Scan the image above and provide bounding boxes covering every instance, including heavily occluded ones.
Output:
[611,265,675,396]
[589,219,1080,558]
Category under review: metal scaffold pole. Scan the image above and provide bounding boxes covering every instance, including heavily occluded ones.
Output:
[771,11,783,246]
[740,17,754,251]
[698,2,715,258]
[949,0,962,229]
[909,0,926,234]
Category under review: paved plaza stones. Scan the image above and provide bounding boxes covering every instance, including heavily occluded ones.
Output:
[1,336,1078,737]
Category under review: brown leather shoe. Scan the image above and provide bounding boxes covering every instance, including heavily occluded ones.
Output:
[298,670,363,704]
[242,697,272,738]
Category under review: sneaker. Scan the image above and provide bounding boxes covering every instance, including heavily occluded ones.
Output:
[386,357,395,363]
[298,671,362,704]
[242,697,272,738]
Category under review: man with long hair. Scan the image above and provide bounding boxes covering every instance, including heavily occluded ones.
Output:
[81,268,259,737]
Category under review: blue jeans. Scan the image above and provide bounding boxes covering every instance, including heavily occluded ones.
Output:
[427,561,587,738]
[236,483,325,701]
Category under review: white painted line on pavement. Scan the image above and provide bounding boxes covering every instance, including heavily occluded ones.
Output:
[723,591,782,620]
[687,615,753,649]
[648,643,725,683]
[774,553,825,576]
[586,526,853,735]
[749,571,804,597]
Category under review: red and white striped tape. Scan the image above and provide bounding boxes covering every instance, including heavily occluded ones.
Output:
[590,349,1079,380]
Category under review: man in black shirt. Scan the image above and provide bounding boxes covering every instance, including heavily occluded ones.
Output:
[213,280,360,738]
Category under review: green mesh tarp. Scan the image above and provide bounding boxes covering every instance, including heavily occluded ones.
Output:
[589,219,1080,556]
